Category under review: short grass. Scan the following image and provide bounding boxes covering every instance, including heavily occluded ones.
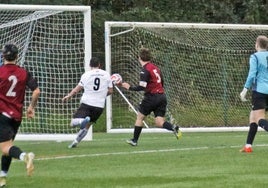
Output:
[6,131,268,188]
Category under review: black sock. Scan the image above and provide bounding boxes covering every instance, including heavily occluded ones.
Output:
[163,121,174,131]
[1,155,12,173]
[258,119,268,131]
[246,123,258,145]
[133,126,142,142]
[8,146,23,159]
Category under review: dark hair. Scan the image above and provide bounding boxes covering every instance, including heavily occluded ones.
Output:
[90,57,101,68]
[2,44,18,61]
[139,48,152,61]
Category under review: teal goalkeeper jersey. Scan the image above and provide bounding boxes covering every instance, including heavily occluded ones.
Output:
[244,51,268,94]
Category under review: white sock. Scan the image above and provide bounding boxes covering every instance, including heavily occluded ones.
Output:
[0,171,7,177]
[76,128,88,143]
[19,152,26,161]
[245,144,252,148]
[70,118,84,127]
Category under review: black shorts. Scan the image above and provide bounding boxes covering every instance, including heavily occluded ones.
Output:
[251,91,268,111]
[0,114,21,142]
[139,93,167,117]
[73,103,104,123]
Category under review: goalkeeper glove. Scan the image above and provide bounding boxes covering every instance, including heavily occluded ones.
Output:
[240,88,248,102]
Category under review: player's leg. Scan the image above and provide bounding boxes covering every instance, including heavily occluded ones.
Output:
[0,123,13,186]
[68,127,90,148]
[240,110,258,152]
[254,93,268,130]
[0,141,34,177]
[155,116,182,139]
[68,104,91,148]
[126,112,145,146]
[154,94,182,139]
[0,116,34,178]
[68,105,103,148]
[0,155,11,187]
[69,103,92,129]
[70,117,90,128]
[126,95,152,146]
[241,92,266,152]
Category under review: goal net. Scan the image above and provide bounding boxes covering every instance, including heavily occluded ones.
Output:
[105,22,268,133]
[0,4,92,141]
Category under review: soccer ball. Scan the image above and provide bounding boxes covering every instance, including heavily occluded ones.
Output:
[111,73,122,85]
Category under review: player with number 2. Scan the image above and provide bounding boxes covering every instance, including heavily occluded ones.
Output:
[0,44,40,187]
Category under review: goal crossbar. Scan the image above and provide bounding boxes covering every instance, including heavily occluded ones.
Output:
[106,21,268,30]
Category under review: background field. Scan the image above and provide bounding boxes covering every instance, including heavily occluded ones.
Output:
[7,131,268,188]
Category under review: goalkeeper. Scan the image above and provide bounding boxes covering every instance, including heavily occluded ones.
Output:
[62,57,113,148]
[121,47,182,146]
[240,35,268,153]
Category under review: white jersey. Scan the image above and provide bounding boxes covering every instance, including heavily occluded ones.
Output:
[79,68,113,108]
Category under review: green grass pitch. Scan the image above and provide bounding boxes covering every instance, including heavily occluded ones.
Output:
[7,131,268,188]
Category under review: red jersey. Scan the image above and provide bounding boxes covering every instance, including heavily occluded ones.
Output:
[142,62,164,94]
[0,64,37,121]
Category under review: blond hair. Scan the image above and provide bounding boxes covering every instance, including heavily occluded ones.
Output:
[256,35,268,49]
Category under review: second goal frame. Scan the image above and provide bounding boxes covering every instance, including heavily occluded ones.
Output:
[105,21,268,133]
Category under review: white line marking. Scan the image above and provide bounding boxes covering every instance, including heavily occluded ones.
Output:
[36,147,209,161]
[33,143,268,161]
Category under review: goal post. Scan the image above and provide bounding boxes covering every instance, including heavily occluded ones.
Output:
[0,4,92,141]
[105,21,268,133]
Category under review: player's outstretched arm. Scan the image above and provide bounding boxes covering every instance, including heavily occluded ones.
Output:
[62,85,83,102]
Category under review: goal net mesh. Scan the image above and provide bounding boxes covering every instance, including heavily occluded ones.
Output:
[107,22,268,129]
[0,8,88,135]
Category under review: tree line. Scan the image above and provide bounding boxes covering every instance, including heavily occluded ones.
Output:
[2,0,268,58]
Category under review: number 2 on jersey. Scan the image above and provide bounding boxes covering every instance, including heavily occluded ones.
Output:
[6,75,17,97]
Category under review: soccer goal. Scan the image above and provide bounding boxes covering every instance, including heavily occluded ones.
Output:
[105,21,268,133]
[0,4,92,141]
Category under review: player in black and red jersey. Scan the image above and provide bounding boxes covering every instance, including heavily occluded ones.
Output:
[121,48,182,146]
[0,44,40,186]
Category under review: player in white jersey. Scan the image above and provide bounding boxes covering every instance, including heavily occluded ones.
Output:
[62,57,113,148]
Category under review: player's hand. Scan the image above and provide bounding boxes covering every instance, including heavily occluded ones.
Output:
[27,106,35,119]
[121,82,130,90]
[62,95,71,102]
[240,88,248,102]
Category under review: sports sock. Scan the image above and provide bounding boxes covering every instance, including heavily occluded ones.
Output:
[0,170,7,177]
[163,121,174,131]
[258,119,268,131]
[71,118,85,127]
[1,155,12,174]
[8,146,23,160]
[133,126,142,142]
[246,122,258,145]
[76,128,88,143]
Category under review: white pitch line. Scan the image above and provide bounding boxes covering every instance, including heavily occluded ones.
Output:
[33,143,268,161]
[36,146,209,161]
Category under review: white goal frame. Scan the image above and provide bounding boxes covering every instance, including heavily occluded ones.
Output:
[105,21,268,133]
[0,4,92,141]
